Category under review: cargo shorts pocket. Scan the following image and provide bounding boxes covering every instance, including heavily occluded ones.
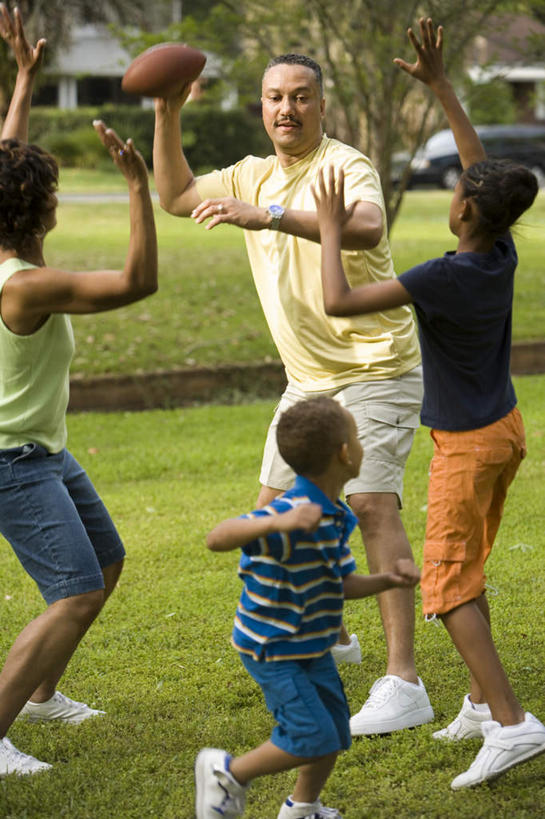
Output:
[364,403,420,464]
[421,540,468,615]
[262,676,317,735]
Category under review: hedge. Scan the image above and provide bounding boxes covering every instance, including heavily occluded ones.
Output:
[27,104,272,171]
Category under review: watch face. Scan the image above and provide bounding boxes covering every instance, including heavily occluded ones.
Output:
[269,205,284,217]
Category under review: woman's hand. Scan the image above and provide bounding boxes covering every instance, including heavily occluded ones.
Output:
[93,121,149,186]
[0,4,46,77]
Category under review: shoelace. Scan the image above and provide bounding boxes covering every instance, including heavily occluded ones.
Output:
[3,739,35,768]
[53,692,86,708]
[442,716,464,736]
[365,677,397,708]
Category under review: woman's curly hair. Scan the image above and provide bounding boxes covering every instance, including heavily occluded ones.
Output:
[460,158,538,237]
[0,138,59,252]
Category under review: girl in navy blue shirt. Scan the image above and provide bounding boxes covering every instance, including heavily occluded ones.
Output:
[312,17,545,791]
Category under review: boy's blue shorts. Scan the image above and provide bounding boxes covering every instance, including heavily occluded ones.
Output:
[240,651,351,758]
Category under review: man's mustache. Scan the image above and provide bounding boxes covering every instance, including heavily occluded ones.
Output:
[275,116,301,127]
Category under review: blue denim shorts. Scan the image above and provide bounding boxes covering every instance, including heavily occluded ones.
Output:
[0,444,125,605]
[240,651,351,758]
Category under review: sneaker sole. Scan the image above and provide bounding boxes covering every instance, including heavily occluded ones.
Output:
[350,705,434,736]
[331,653,362,665]
[0,763,52,777]
[451,742,545,789]
[18,712,104,724]
[433,728,485,741]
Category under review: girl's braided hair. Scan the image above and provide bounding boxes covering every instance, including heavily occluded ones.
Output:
[460,158,538,237]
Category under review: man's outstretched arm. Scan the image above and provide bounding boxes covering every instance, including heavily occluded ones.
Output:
[191,195,383,251]
[153,90,202,216]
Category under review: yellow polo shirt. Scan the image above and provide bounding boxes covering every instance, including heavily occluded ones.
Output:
[196,135,420,391]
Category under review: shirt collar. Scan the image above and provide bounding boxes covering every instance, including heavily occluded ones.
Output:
[291,474,344,516]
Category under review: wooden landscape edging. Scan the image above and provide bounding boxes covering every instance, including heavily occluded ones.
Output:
[67,341,545,413]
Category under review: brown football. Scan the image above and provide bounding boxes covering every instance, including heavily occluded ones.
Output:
[122,43,207,98]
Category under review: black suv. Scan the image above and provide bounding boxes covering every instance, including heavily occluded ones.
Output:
[393,124,545,189]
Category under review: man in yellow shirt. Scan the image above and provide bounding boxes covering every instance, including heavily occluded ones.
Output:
[153,53,433,736]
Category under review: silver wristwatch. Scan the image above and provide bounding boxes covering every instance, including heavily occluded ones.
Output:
[267,204,285,230]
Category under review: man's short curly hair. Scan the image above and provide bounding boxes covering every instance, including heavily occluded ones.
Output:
[276,397,351,477]
[264,53,323,96]
[0,139,59,252]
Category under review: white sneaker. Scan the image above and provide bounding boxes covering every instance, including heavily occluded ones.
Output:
[277,796,342,818]
[195,748,248,819]
[451,712,545,789]
[18,691,105,724]
[331,634,361,665]
[350,675,434,735]
[434,694,492,741]
[0,737,51,776]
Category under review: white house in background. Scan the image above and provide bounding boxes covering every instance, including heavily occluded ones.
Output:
[36,23,224,109]
[467,14,545,123]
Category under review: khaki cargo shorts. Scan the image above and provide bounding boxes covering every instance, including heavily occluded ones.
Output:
[259,366,423,507]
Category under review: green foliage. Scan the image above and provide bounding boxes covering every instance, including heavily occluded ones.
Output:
[28,104,270,170]
[464,76,518,124]
[0,375,544,816]
[40,126,113,170]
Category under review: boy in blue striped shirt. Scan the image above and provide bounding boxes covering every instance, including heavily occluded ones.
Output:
[195,396,420,819]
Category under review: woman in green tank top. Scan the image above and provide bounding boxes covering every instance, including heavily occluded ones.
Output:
[0,7,158,775]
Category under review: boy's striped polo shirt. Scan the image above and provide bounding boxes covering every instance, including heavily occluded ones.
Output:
[232,475,357,662]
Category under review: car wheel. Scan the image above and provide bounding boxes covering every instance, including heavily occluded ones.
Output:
[441,166,461,190]
[530,166,545,188]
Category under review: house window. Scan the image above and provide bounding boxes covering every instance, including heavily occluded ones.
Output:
[77,76,139,106]
[33,83,60,106]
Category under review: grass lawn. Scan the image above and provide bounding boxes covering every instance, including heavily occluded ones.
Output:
[47,169,545,378]
[0,375,544,817]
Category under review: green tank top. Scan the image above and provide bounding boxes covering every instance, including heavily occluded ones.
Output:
[0,258,75,453]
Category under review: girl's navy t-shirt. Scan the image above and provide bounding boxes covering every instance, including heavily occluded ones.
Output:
[398,235,517,431]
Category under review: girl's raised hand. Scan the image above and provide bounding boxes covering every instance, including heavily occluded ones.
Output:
[311,165,349,228]
[394,17,445,88]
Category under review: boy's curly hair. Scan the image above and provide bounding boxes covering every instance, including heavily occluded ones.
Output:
[461,158,538,237]
[0,138,59,252]
[276,396,351,477]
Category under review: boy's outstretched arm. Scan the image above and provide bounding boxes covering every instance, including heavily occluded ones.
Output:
[312,166,412,317]
[394,17,486,169]
[0,5,46,142]
[207,502,322,552]
[343,558,420,599]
